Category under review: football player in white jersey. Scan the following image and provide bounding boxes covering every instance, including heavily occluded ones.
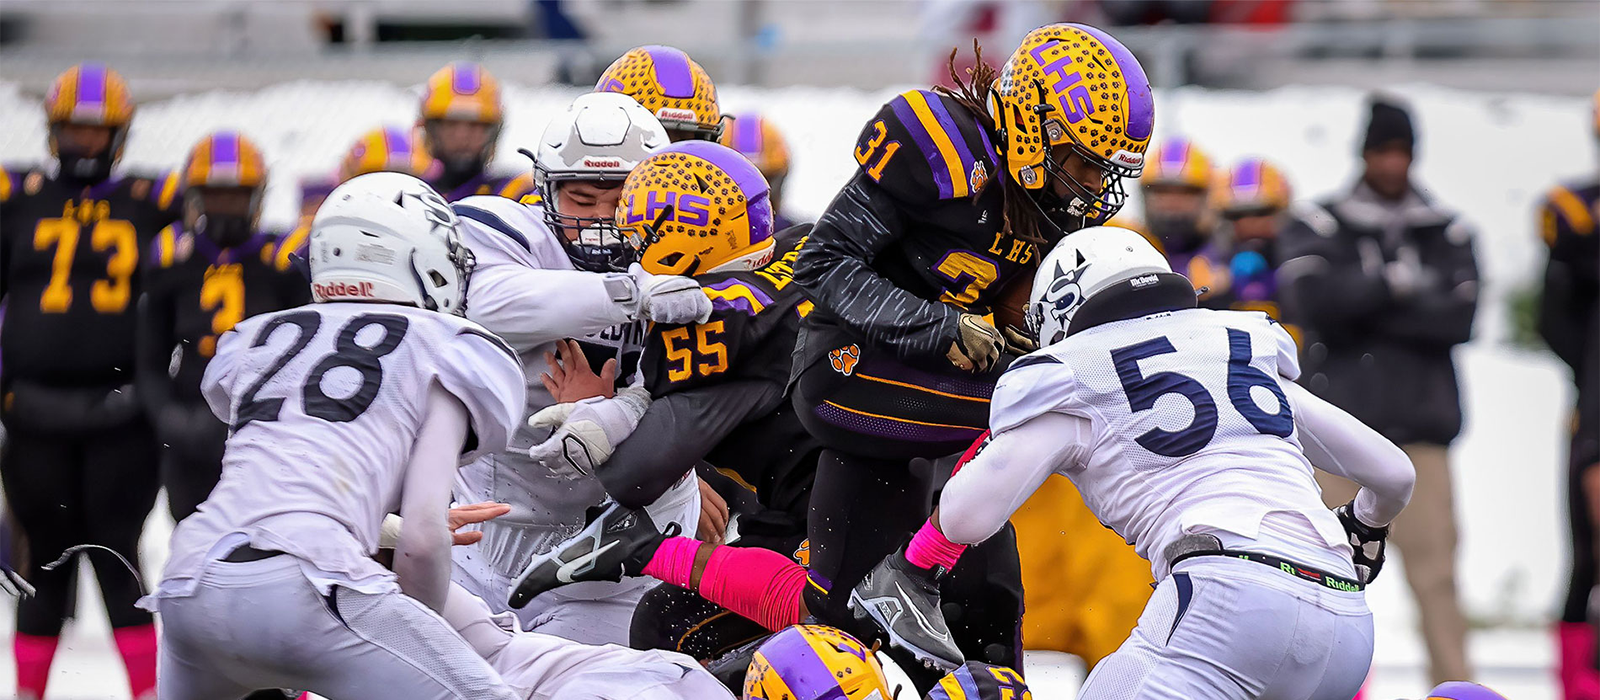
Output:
[447,91,709,643]
[850,227,1416,699]
[144,173,526,699]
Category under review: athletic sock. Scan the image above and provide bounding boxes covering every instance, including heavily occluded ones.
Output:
[112,623,158,699]
[642,536,806,631]
[905,519,966,571]
[14,632,58,700]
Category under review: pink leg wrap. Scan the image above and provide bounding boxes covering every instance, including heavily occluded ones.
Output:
[113,623,158,699]
[905,520,967,571]
[14,632,58,700]
[696,544,807,631]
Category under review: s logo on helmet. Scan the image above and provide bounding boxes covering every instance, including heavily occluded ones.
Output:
[1044,260,1090,325]
[1029,41,1096,125]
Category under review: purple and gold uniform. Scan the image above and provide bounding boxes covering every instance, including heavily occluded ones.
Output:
[418,62,536,201]
[138,132,311,522]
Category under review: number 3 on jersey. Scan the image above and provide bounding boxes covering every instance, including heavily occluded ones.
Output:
[1112,328,1293,458]
[234,311,410,430]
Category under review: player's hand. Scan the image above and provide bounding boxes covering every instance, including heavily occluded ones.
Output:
[542,339,617,402]
[696,479,729,545]
[448,502,512,546]
[1334,501,1390,584]
[629,263,712,325]
[946,314,1003,372]
[1001,324,1038,356]
[0,511,33,598]
[527,387,653,478]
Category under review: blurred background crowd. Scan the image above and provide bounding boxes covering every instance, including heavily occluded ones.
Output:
[0,1,1594,698]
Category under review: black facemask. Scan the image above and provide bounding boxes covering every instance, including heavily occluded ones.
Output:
[1145,212,1206,253]
[196,213,254,248]
[51,124,123,184]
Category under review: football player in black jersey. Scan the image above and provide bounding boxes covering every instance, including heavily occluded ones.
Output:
[789,24,1154,671]
[137,132,311,525]
[0,63,180,699]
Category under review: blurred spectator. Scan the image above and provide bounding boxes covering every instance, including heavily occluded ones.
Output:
[1537,89,1600,698]
[720,112,802,231]
[1278,96,1478,685]
[1100,0,1213,26]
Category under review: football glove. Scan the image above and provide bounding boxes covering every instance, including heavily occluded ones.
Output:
[947,314,1003,373]
[628,263,713,326]
[1334,500,1390,584]
[1000,324,1038,356]
[527,386,652,479]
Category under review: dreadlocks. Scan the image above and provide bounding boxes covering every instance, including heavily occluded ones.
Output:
[935,41,1052,248]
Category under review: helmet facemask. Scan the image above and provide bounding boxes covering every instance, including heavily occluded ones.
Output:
[1028,86,1135,231]
[540,175,637,273]
[186,185,263,249]
[423,118,501,187]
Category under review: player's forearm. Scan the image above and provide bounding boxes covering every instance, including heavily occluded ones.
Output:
[795,179,960,360]
[937,412,1087,544]
[396,384,470,612]
[1285,381,1414,527]
[466,265,631,353]
[439,582,514,662]
[599,381,781,508]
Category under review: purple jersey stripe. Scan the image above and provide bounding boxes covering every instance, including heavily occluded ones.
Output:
[706,277,775,307]
[814,402,984,444]
[856,356,996,401]
[889,96,955,199]
[755,632,851,700]
[78,63,107,104]
[452,63,481,94]
[923,93,978,187]
[645,46,695,99]
[1073,24,1154,141]
[212,132,241,169]
[955,664,984,698]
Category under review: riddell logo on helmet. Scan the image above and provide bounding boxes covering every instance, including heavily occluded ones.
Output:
[583,158,622,169]
[656,107,697,123]
[1113,151,1144,168]
[313,280,375,298]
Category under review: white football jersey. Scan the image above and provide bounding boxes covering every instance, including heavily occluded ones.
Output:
[992,308,1352,579]
[451,195,679,580]
[155,302,525,598]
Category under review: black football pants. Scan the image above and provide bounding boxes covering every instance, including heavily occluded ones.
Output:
[0,420,159,636]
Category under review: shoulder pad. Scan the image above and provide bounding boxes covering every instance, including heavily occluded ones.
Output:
[454,196,539,253]
[991,353,1075,434]
[495,172,537,200]
[148,224,188,269]
[1543,184,1596,244]
[700,274,779,318]
[140,170,184,210]
[855,89,998,203]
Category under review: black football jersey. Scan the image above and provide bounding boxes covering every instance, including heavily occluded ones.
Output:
[640,238,819,513]
[434,170,537,203]
[139,224,311,405]
[794,89,1036,365]
[0,166,181,387]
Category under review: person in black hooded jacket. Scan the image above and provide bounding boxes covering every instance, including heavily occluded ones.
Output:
[1277,96,1478,685]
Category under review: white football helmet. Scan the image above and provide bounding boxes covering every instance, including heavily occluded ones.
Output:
[534,91,670,272]
[1025,226,1194,346]
[308,172,475,315]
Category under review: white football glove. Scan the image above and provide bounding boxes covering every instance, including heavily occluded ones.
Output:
[628,263,712,325]
[527,387,653,479]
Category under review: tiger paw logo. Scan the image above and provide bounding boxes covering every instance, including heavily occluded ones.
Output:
[828,345,861,376]
[792,539,810,567]
[969,159,989,193]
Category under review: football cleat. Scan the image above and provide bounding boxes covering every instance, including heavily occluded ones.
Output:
[507,501,676,609]
[848,546,964,672]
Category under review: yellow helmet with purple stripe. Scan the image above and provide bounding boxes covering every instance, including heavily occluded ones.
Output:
[597,45,723,141]
[45,63,135,179]
[420,61,503,124]
[925,662,1031,700]
[45,62,134,128]
[721,113,791,181]
[988,23,1154,222]
[182,131,269,245]
[340,126,439,182]
[1216,157,1292,217]
[618,140,775,277]
[1142,137,1214,191]
[184,131,267,189]
[743,625,891,700]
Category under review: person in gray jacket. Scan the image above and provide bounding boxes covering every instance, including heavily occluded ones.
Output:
[1278,96,1478,685]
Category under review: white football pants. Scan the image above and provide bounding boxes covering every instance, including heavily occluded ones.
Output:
[1080,556,1373,700]
[441,583,735,699]
[155,555,519,700]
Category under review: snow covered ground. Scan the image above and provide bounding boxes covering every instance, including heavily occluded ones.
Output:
[0,82,1592,697]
